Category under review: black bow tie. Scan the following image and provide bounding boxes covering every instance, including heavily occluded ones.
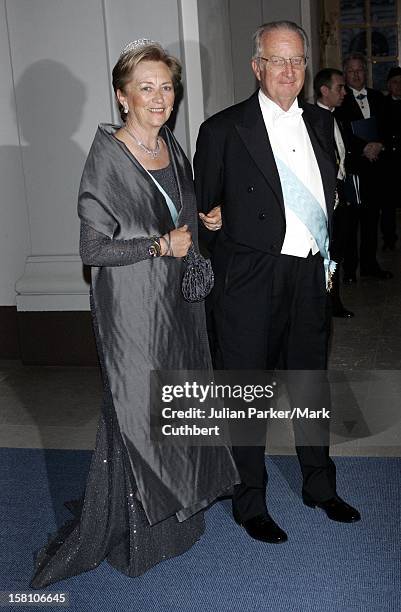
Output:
[356,93,366,100]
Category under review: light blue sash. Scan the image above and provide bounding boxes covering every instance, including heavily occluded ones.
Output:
[146,170,179,227]
[274,156,336,288]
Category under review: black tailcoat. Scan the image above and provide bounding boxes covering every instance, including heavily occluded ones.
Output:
[194,90,337,309]
[194,91,338,519]
[194,92,336,256]
[334,86,385,174]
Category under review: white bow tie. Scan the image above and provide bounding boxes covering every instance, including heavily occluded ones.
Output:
[273,107,304,124]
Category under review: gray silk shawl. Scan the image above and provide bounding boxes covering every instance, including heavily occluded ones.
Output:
[78,124,238,524]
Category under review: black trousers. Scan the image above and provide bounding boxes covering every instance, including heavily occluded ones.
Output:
[331,196,350,309]
[380,157,399,247]
[343,165,383,276]
[210,246,336,521]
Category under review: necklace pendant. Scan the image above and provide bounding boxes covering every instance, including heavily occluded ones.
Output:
[123,125,161,158]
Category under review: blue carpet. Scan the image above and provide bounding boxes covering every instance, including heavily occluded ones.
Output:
[1,449,400,612]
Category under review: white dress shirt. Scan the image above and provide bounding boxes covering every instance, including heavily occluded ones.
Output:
[350,86,370,118]
[258,90,327,257]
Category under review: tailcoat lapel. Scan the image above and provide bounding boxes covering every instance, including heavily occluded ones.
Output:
[234,92,336,226]
[301,104,336,225]
[344,87,364,119]
[235,92,285,216]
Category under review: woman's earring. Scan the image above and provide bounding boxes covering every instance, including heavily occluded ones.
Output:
[124,105,129,114]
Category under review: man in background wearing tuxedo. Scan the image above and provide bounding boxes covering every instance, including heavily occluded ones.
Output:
[314,67,356,318]
[380,66,401,251]
[335,52,392,282]
[194,21,360,545]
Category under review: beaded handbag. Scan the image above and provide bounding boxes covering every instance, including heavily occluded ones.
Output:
[181,244,214,302]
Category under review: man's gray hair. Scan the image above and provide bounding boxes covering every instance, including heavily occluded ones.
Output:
[342,52,368,72]
[252,21,309,59]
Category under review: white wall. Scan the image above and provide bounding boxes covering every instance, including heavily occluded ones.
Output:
[197,0,234,117]
[229,0,263,103]
[0,0,198,311]
[7,0,110,258]
[0,0,30,305]
[262,0,302,22]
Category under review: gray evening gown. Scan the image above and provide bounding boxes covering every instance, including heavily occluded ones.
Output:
[30,124,238,588]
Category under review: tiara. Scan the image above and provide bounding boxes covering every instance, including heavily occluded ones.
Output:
[120,39,160,56]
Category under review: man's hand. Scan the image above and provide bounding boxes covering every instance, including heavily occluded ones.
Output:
[362,142,383,162]
[199,205,222,231]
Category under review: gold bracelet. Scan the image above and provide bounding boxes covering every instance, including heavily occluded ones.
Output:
[148,237,161,257]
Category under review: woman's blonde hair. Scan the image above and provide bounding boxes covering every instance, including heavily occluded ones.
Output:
[112,42,182,122]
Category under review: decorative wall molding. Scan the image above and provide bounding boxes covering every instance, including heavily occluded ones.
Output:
[15,255,90,312]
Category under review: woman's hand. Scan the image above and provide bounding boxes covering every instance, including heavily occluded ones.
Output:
[199,205,222,231]
[161,224,191,257]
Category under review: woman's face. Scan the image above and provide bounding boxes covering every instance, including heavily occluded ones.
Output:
[118,60,175,130]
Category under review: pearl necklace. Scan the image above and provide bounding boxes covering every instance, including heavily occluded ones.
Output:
[123,125,161,159]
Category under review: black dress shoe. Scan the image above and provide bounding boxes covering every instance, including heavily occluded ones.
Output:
[332,307,354,318]
[360,268,393,280]
[303,494,361,523]
[234,513,288,543]
[343,275,357,284]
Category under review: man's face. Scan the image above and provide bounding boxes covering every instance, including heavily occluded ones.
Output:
[322,74,346,109]
[388,75,401,98]
[344,59,366,90]
[251,28,306,111]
